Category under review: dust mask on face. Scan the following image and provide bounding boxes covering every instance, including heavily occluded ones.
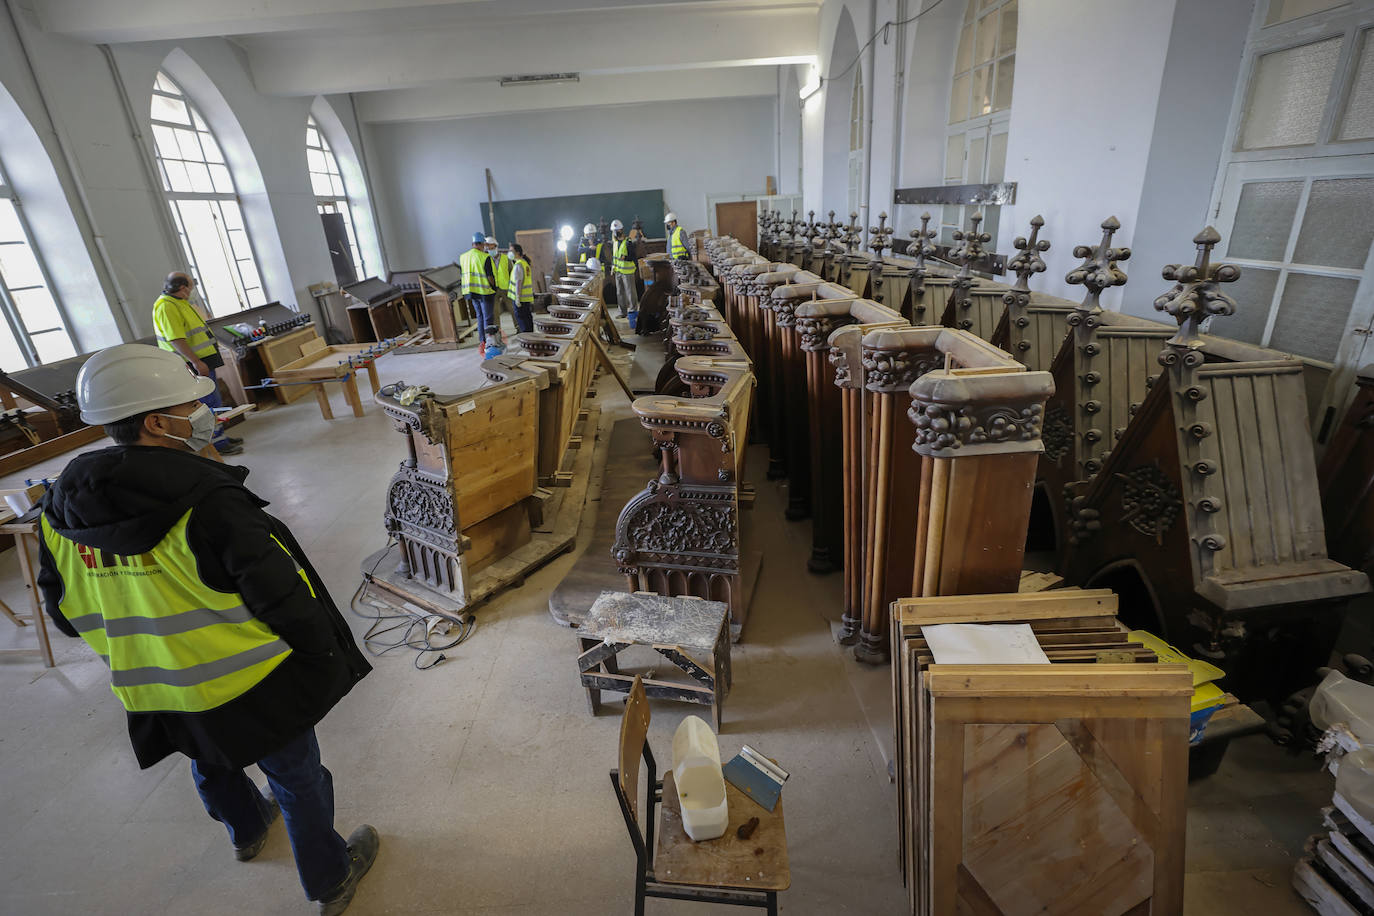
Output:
[158,403,216,452]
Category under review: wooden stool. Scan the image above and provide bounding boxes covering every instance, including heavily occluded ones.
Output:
[578,590,731,730]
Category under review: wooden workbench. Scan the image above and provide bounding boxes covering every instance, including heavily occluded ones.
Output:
[270,340,389,419]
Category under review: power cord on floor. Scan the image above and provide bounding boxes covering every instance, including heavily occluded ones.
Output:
[349,538,478,670]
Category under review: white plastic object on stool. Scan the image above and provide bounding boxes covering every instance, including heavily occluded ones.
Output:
[672,716,728,841]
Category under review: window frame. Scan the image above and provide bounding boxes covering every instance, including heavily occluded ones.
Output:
[0,157,78,366]
[307,115,366,280]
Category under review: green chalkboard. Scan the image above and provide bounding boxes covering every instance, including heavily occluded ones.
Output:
[479,189,665,246]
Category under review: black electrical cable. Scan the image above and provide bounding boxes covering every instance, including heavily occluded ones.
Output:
[821,0,949,88]
[348,537,477,670]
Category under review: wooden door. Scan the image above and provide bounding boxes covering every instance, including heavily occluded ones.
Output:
[715,201,758,250]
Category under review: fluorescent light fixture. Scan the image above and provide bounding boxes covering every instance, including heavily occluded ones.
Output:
[500,73,580,87]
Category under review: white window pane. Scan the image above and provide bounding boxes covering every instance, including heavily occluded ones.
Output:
[30,330,74,365]
[151,93,190,126]
[306,127,320,149]
[968,135,987,183]
[176,200,241,317]
[0,200,24,244]
[185,162,214,193]
[1293,177,1374,268]
[1269,272,1360,361]
[1228,180,1302,261]
[227,228,253,261]
[1266,0,1346,26]
[330,174,346,197]
[992,55,1014,112]
[163,159,191,193]
[236,258,262,293]
[971,65,992,118]
[200,134,225,164]
[219,201,244,232]
[247,286,267,308]
[175,128,204,163]
[307,148,326,173]
[946,133,965,180]
[310,173,333,197]
[11,287,62,332]
[1209,266,1280,343]
[0,317,27,368]
[987,131,1009,183]
[154,72,178,94]
[975,12,998,64]
[1239,37,1341,150]
[191,109,209,132]
[949,73,970,124]
[955,24,974,74]
[152,125,180,158]
[999,0,1017,54]
[1339,30,1374,141]
[208,163,234,194]
[0,242,45,289]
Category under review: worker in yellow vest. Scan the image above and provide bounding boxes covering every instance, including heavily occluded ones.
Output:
[461,232,499,358]
[577,223,599,264]
[508,243,535,334]
[36,343,377,914]
[487,236,513,328]
[611,219,638,319]
[665,212,690,260]
[152,272,242,456]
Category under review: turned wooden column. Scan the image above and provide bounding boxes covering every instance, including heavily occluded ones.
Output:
[773,297,811,520]
[798,310,852,574]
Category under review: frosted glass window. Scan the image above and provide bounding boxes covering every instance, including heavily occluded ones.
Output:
[987,131,1008,182]
[1209,266,1280,343]
[968,136,987,182]
[993,55,1015,112]
[1228,180,1302,261]
[31,330,75,364]
[1239,37,1342,149]
[13,287,62,333]
[1293,177,1374,268]
[971,65,992,117]
[949,74,970,123]
[1266,0,1346,27]
[1269,273,1360,360]
[999,1,1017,54]
[0,194,74,365]
[946,134,965,180]
[955,24,974,74]
[0,243,44,289]
[975,13,998,64]
[1339,30,1374,141]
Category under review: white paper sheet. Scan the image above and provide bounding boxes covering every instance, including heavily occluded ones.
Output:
[922,623,1051,665]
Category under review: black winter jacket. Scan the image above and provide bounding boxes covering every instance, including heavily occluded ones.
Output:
[37,445,371,769]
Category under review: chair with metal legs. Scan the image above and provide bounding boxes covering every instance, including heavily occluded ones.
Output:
[610,676,789,915]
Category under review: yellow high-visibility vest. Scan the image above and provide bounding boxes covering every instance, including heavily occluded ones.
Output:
[152,294,217,359]
[613,238,636,275]
[41,509,295,713]
[669,226,689,259]
[509,259,534,304]
[494,252,511,291]
[460,248,494,296]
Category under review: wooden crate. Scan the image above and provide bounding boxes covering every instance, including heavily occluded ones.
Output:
[257,327,322,404]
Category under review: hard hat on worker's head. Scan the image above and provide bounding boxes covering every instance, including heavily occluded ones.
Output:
[611,219,624,232]
[586,257,601,271]
[472,231,486,245]
[664,212,678,224]
[484,236,497,246]
[77,343,216,426]
[583,222,596,236]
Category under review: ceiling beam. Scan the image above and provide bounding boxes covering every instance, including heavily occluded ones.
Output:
[353,66,779,122]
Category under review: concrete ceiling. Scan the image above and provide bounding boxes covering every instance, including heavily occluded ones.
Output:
[29,0,820,120]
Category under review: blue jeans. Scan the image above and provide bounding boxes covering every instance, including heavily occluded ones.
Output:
[514,302,533,334]
[470,294,494,343]
[191,728,350,901]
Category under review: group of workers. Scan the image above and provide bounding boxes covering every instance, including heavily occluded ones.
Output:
[27,210,697,915]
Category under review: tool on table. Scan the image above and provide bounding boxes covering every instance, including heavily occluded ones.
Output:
[722,745,789,812]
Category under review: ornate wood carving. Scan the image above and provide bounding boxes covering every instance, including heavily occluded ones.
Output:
[1001,214,1052,364]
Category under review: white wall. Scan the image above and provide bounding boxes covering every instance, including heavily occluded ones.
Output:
[364,97,776,269]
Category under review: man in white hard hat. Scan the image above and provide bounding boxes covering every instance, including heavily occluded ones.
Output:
[36,343,378,915]
[152,271,243,456]
[576,222,600,265]
[665,212,690,261]
[610,219,638,319]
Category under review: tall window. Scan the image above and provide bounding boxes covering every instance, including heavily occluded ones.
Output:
[0,160,75,366]
[847,69,865,217]
[942,0,1016,246]
[307,115,365,281]
[150,71,265,316]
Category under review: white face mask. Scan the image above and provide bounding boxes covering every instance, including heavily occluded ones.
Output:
[158,403,216,452]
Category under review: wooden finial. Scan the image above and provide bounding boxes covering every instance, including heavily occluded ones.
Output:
[1007,215,1051,292]
[1066,216,1131,312]
[1155,226,1239,347]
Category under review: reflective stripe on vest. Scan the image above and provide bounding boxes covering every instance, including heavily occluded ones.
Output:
[41,509,291,713]
[613,238,635,275]
[494,253,511,290]
[670,226,688,259]
[460,248,494,296]
[153,294,217,359]
[509,260,534,304]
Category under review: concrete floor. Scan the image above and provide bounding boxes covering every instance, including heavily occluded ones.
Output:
[0,328,1344,914]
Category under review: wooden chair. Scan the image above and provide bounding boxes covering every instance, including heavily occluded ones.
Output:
[610,676,789,915]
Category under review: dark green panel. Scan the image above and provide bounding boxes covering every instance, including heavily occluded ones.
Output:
[478,189,665,245]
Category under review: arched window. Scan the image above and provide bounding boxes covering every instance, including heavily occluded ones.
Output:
[943,0,1017,246]
[307,115,365,282]
[150,71,265,316]
[847,68,865,216]
[0,160,76,366]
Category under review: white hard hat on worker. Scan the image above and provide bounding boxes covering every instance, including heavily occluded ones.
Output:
[78,343,215,426]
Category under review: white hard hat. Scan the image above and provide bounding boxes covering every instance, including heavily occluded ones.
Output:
[484,236,497,245]
[583,223,596,235]
[664,212,678,224]
[586,257,601,271]
[77,343,215,425]
[611,219,624,232]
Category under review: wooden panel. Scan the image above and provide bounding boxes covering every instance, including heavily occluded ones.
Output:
[515,228,556,294]
[448,381,539,527]
[655,770,790,892]
[463,501,532,575]
[258,326,319,404]
[715,201,758,251]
